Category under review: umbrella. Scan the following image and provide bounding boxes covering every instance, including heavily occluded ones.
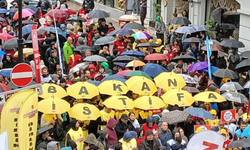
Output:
[43,27,63,35]
[222,92,248,103]
[75,46,94,53]
[107,30,117,36]
[88,80,101,86]
[228,138,250,148]
[179,74,198,84]
[0,83,11,92]
[240,51,250,59]
[201,44,221,51]
[126,60,145,67]
[69,62,90,75]
[68,103,101,121]
[126,76,157,96]
[67,82,99,99]
[0,8,8,14]
[3,38,19,49]
[0,17,5,22]
[23,5,38,12]
[213,69,238,79]
[171,55,196,63]
[121,50,145,57]
[119,15,138,21]
[244,80,250,88]
[98,80,128,95]
[144,53,168,61]
[9,8,18,13]
[62,8,77,16]
[184,108,213,119]
[22,24,37,36]
[13,9,33,20]
[101,75,127,83]
[113,56,138,62]
[94,36,116,45]
[142,63,167,77]
[220,39,245,48]
[25,8,36,14]
[191,25,209,32]
[67,16,86,22]
[38,97,70,114]
[83,55,108,62]
[116,70,132,76]
[160,110,190,124]
[0,33,14,41]
[123,22,146,30]
[201,66,219,74]
[37,126,53,136]
[116,28,135,36]
[220,23,236,30]
[183,37,201,43]
[47,9,68,18]
[114,62,127,67]
[188,62,209,71]
[155,72,186,91]
[210,7,225,23]
[22,20,37,24]
[88,10,109,19]
[133,31,151,40]
[235,59,250,72]
[0,50,5,57]
[183,86,200,93]
[219,82,243,91]
[0,68,11,77]
[136,42,159,47]
[205,39,221,45]
[161,89,195,107]
[14,48,33,57]
[103,96,135,110]
[134,96,165,110]
[175,26,196,34]
[170,17,191,25]
[194,91,226,103]
[125,71,152,80]
[40,83,68,99]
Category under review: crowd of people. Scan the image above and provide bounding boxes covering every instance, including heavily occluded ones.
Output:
[0,0,249,150]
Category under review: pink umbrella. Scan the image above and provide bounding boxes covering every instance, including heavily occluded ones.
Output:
[144,53,168,61]
[116,70,132,76]
[201,44,221,51]
[0,33,14,41]
[13,9,33,20]
[47,9,68,18]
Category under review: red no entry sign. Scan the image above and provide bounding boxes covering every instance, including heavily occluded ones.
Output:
[11,63,34,87]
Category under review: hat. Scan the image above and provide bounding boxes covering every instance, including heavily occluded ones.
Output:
[94,30,99,34]
[51,74,59,79]
[210,109,217,116]
[156,39,162,45]
[60,24,66,28]
[113,49,119,56]
[121,114,129,120]
[123,131,137,141]
[9,32,14,36]
[72,67,80,73]
[220,129,228,135]
[146,130,153,136]
[24,1,29,5]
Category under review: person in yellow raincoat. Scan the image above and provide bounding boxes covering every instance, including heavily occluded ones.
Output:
[100,107,115,130]
[154,39,164,53]
[119,131,137,150]
[205,109,219,127]
[66,119,84,150]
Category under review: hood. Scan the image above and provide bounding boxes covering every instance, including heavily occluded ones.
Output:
[47,141,60,150]
[135,127,144,137]
[67,140,77,149]
[70,119,78,131]
[98,130,107,140]
[6,53,13,61]
[147,116,154,123]
[106,118,117,128]
[170,143,184,150]
[101,62,109,70]
[123,131,137,141]
[85,133,98,145]
[74,54,82,61]
[156,16,160,22]
[36,141,47,150]
[89,64,96,69]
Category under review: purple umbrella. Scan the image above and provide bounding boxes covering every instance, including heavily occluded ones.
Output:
[188,61,209,71]
[0,17,5,22]
[24,8,36,15]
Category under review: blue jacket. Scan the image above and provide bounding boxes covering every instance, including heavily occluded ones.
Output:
[159,128,173,147]
[236,129,243,138]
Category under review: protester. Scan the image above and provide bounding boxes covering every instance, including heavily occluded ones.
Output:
[155,16,166,43]
[139,0,147,26]
[140,130,161,150]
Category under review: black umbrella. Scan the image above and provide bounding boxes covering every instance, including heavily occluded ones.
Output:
[210,7,225,23]
[123,22,146,30]
[94,36,116,45]
[23,5,38,12]
[240,51,250,59]
[220,39,245,48]
[3,38,19,50]
[136,42,159,47]
[235,59,250,72]
[171,55,196,63]
[22,20,37,25]
[170,17,191,25]
[107,30,117,36]
[113,56,138,62]
[37,126,53,136]
[88,10,109,19]
[183,37,201,43]
[213,69,238,79]
[67,16,86,22]
[24,40,32,44]
[228,138,250,148]
[74,46,94,53]
[219,23,236,30]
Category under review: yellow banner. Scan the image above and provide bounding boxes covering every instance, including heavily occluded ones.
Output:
[1,89,34,150]
[18,91,38,150]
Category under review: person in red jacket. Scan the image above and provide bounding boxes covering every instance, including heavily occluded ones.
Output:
[165,44,175,64]
[142,116,158,139]
[78,5,87,18]
[68,54,82,69]
[113,35,126,55]
[88,64,97,80]
[136,127,145,147]
[86,25,94,46]
[107,22,115,34]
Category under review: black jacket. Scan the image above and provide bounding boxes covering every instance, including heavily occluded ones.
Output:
[98,25,109,35]
[115,119,129,140]
[48,56,59,74]
[3,59,16,68]
[139,139,161,150]
[215,56,227,69]
[140,0,147,14]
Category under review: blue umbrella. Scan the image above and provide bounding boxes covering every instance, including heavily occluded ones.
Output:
[87,80,101,86]
[121,51,145,57]
[0,69,11,77]
[101,75,127,84]
[43,27,63,35]
[201,66,219,74]
[191,25,209,32]
[0,49,5,56]
[0,8,8,14]
[241,125,250,138]
[175,26,196,34]
[142,63,167,77]
[114,62,127,67]
[184,107,214,119]
[116,28,135,36]
[22,24,37,36]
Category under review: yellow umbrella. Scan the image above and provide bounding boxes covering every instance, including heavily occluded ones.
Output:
[103,96,135,110]
[40,83,68,98]
[67,82,99,99]
[194,91,226,103]
[126,60,145,67]
[98,80,128,95]
[14,48,33,57]
[38,97,70,114]
[154,72,186,91]
[161,89,195,107]
[68,103,101,121]
[134,96,165,110]
[126,76,157,95]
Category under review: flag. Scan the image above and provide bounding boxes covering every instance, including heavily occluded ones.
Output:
[205,36,212,82]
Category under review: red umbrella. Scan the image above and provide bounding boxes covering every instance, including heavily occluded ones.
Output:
[116,70,132,76]
[13,9,33,20]
[62,9,77,16]
[47,9,68,18]
[144,53,168,61]
[0,83,11,92]
[0,33,15,41]
[201,44,221,51]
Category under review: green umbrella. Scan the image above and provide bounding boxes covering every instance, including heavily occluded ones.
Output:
[124,71,152,80]
[67,16,86,22]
